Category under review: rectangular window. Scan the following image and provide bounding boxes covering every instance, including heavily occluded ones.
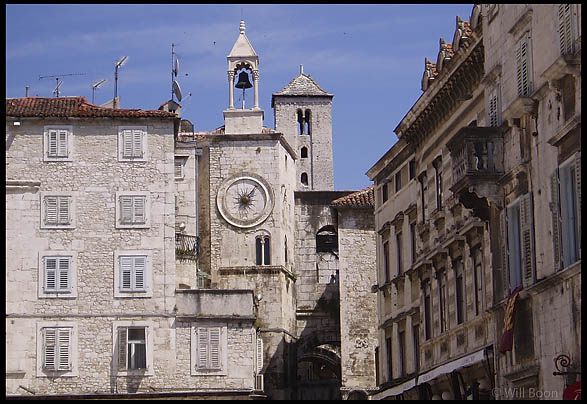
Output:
[419,174,427,223]
[515,32,533,97]
[488,86,500,127]
[44,256,71,293]
[473,248,484,316]
[434,163,443,211]
[196,327,222,371]
[412,324,420,372]
[506,203,523,290]
[505,193,535,292]
[558,4,575,55]
[455,259,464,325]
[121,129,144,158]
[174,158,185,179]
[47,129,69,157]
[409,160,416,180]
[386,336,393,381]
[395,171,402,193]
[119,256,147,292]
[410,222,417,265]
[439,270,448,333]
[398,330,406,377]
[118,327,147,370]
[119,195,146,224]
[424,281,432,340]
[383,241,390,282]
[42,327,72,371]
[44,196,71,225]
[396,232,403,276]
[382,183,388,204]
[374,347,380,386]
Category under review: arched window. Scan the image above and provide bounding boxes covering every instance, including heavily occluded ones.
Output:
[305,109,311,135]
[316,225,338,253]
[297,109,305,135]
[256,235,271,265]
[301,172,309,186]
[300,147,308,159]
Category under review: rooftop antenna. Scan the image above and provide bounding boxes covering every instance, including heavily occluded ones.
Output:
[39,72,87,97]
[91,79,107,104]
[114,56,129,108]
[171,43,182,102]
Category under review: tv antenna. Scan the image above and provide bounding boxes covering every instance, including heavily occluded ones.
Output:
[171,44,182,102]
[91,79,107,104]
[114,56,129,107]
[39,72,87,97]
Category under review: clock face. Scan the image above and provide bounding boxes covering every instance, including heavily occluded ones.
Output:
[217,174,274,228]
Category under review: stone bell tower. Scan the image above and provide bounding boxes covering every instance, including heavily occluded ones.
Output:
[224,20,264,135]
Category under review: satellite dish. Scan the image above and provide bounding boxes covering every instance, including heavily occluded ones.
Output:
[174,58,179,77]
[173,80,183,101]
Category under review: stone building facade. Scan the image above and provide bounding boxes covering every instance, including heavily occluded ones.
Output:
[367,3,581,400]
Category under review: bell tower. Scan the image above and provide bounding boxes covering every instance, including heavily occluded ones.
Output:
[224,20,264,134]
[272,65,334,190]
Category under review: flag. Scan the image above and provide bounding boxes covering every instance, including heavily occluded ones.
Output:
[499,285,523,354]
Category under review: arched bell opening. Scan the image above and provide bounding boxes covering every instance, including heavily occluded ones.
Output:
[234,62,254,110]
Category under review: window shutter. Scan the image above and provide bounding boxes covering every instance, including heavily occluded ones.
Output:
[57,130,68,157]
[133,196,145,223]
[197,328,209,369]
[43,328,57,370]
[558,4,574,55]
[256,335,264,374]
[209,327,221,369]
[516,34,532,97]
[45,196,58,224]
[120,257,133,290]
[574,151,581,258]
[57,328,71,370]
[58,257,71,291]
[118,327,128,370]
[57,197,70,224]
[488,88,499,127]
[122,130,133,158]
[551,170,563,270]
[120,196,133,223]
[134,256,146,290]
[45,257,57,291]
[520,193,535,287]
[133,130,143,157]
[48,131,58,156]
[501,209,511,296]
[174,161,183,179]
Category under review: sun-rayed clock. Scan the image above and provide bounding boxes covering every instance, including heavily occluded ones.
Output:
[216,173,274,228]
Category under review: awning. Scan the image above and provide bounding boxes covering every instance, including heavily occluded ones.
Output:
[416,347,487,386]
[371,377,416,400]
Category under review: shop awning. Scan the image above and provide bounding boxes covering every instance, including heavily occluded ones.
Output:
[416,347,487,385]
[370,377,416,400]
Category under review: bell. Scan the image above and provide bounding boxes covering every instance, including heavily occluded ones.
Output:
[235,71,252,89]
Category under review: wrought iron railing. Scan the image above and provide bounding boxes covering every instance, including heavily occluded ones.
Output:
[175,233,200,260]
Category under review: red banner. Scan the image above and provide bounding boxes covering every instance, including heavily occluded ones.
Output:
[499,285,523,354]
[563,381,581,400]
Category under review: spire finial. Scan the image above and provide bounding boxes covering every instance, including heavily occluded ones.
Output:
[240,20,246,34]
[300,64,304,74]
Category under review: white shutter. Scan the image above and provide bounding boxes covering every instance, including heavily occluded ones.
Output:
[122,130,133,158]
[43,328,57,370]
[57,328,71,370]
[558,4,574,55]
[520,193,535,287]
[133,196,145,223]
[209,328,221,370]
[57,130,68,157]
[256,335,264,374]
[120,257,133,290]
[120,196,133,223]
[133,130,143,157]
[118,328,128,370]
[45,257,57,291]
[48,131,58,156]
[516,34,532,97]
[58,257,71,291]
[45,196,58,224]
[133,256,146,290]
[197,328,209,370]
[551,170,563,270]
[57,196,70,224]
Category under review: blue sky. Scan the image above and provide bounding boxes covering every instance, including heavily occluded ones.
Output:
[6,4,473,191]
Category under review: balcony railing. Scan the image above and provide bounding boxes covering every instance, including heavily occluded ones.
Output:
[176,233,200,260]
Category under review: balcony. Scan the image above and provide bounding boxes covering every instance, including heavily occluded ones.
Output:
[175,233,200,260]
[446,126,503,220]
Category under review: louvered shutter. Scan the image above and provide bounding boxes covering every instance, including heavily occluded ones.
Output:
[256,335,264,374]
[118,328,128,370]
[551,170,563,270]
[43,328,57,370]
[45,257,57,291]
[120,196,133,223]
[515,34,532,97]
[122,130,133,158]
[48,131,58,156]
[45,196,58,224]
[520,193,536,287]
[58,257,71,291]
[120,257,133,291]
[57,328,71,370]
[174,161,183,179]
[488,87,499,127]
[57,130,68,157]
[558,4,574,55]
[574,152,581,258]
[57,197,70,224]
[501,209,511,296]
[133,197,145,223]
[133,256,146,290]
[133,130,143,157]
[209,327,221,369]
[197,328,209,370]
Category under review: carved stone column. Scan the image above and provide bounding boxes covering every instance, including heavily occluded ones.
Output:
[228,71,235,109]
[252,69,260,109]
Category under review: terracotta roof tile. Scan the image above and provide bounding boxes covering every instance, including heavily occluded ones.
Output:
[331,185,375,208]
[6,97,177,119]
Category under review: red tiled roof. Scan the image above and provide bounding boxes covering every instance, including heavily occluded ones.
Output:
[331,185,375,208]
[6,97,177,119]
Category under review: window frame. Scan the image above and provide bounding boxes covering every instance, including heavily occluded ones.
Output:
[515,31,533,97]
[36,321,78,377]
[113,250,152,298]
[191,322,228,376]
[115,192,150,229]
[118,126,148,162]
[38,251,77,299]
[40,192,76,229]
[44,125,73,162]
[113,321,154,376]
[174,156,187,180]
